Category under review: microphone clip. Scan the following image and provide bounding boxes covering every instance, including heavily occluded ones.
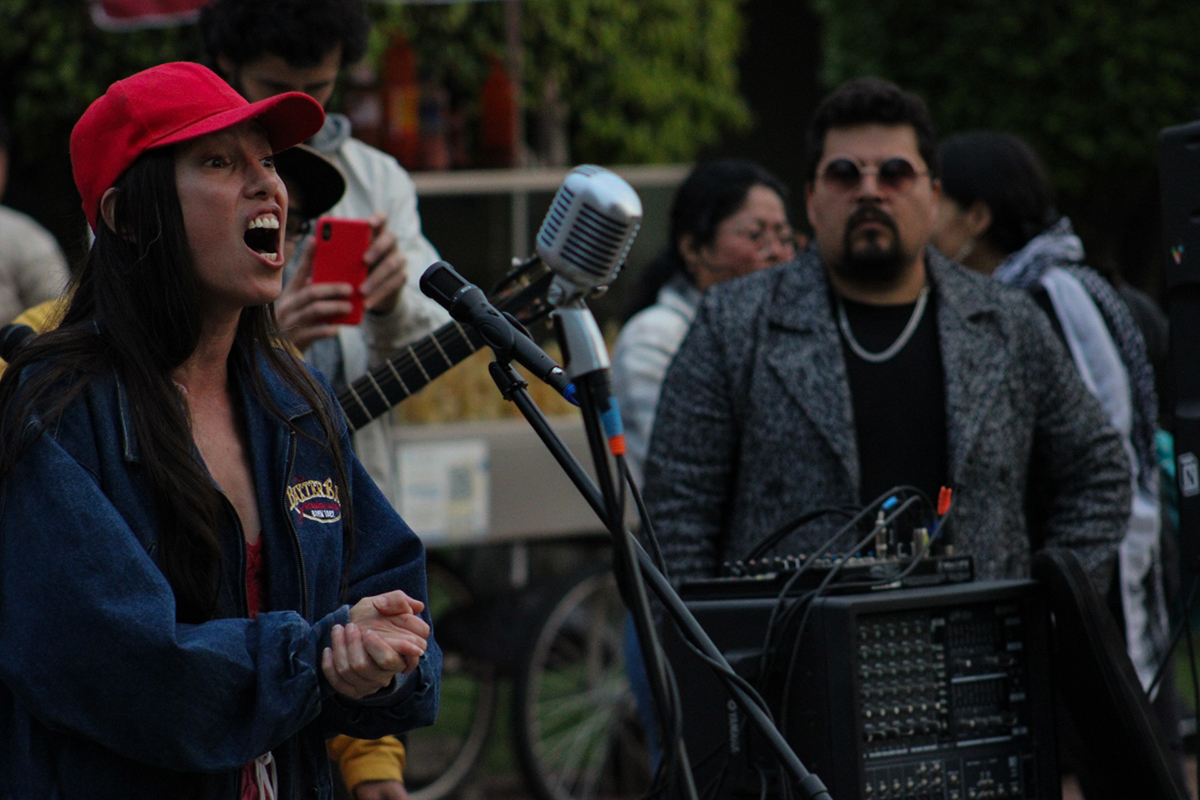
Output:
[551,301,610,380]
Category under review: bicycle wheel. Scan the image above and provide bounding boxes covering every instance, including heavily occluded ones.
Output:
[512,567,651,800]
[405,556,499,800]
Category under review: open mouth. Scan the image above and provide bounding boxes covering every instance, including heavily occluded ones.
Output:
[244,214,280,262]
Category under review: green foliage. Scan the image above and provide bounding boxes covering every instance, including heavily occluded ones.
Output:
[0,0,747,169]
[0,0,201,168]
[375,0,751,164]
[811,0,1200,196]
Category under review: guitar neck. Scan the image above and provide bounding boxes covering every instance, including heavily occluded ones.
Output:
[337,320,483,431]
[335,268,555,431]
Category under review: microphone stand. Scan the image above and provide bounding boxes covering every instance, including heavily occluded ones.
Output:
[484,356,832,800]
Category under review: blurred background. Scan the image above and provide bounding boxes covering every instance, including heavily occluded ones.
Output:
[6,0,1198,318]
[6,3,1200,799]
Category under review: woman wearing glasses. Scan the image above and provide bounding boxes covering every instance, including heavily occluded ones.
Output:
[612,159,799,487]
[610,159,796,765]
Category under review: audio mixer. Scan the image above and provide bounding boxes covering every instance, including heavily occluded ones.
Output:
[663,579,1057,800]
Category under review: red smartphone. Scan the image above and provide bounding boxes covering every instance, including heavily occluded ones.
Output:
[310,216,372,325]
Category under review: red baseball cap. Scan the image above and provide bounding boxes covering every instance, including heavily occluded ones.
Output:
[70,61,325,230]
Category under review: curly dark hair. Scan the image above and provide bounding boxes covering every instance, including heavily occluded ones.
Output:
[199,0,370,69]
[803,77,939,183]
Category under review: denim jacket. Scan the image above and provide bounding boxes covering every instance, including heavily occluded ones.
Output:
[0,351,440,798]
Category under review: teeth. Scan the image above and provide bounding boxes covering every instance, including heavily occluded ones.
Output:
[247,215,280,230]
[264,252,278,261]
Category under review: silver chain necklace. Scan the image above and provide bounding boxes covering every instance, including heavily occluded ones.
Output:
[836,285,930,363]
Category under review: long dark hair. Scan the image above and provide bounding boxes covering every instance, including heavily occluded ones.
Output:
[623,158,790,320]
[0,147,354,623]
[938,131,1056,256]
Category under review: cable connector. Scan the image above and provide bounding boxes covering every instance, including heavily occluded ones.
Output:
[600,397,625,456]
[937,485,952,517]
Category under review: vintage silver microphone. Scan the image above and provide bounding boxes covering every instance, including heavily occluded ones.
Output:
[535,165,643,381]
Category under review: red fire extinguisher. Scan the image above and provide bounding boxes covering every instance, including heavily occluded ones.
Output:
[381,35,421,169]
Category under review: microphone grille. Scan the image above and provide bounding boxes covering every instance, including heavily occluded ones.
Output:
[537,165,642,291]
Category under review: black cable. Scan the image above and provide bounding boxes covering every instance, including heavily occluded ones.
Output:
[740,505,861,564]
[575,375,696,800]
[776,495,930,733]
[758,489,931,685]
[678,625,774,717]
[757,493,905,677]
[622,456,668,575]
[1148,574,1200,696]
[783,495,927,646]
[1186,615,1200,774]
[491,366,831,799]
[774,522,890,733]
[834,516,941,591]
[619,451,775,723]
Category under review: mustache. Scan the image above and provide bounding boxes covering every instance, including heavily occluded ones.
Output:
[845,205,899,235]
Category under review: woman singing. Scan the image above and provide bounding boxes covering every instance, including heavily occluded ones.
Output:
[0,63,439,799]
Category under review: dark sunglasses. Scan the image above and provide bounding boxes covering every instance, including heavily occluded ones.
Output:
[820,157,928,193]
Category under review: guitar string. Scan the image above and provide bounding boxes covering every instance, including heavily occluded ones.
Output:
[337,285,547,418]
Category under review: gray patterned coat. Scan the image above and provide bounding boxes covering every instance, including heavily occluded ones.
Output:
[642,248,1130,592]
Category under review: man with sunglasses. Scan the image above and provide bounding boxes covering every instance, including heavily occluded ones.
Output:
[643,78,1129,596]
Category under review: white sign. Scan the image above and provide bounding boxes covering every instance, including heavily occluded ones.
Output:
[1180,452,1200,498]
[397,439,490,543]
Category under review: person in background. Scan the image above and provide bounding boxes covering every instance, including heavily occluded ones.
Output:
[200,0,450,497]
[644,77,1129,594]
[0,113,70,325]
[275,144,414,800]
[0,61,438,799]
[611,158,796,764]
[928,130,1176,777]
[612,158,798,486]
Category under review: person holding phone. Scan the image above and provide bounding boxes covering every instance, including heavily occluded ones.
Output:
[200,0,451,494]
[275,144,416,800]
[0,62,439,798]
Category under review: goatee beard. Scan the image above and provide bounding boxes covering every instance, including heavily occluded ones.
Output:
[833,205,905,284]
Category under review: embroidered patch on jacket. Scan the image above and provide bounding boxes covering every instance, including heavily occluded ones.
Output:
[287,477,342,523]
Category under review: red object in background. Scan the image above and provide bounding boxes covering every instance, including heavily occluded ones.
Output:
[418,76,451,171]
[938,486,953,516]
[381,36,421,170]
[89,0,207,30]
[478,56,518,168]
[343,62,384,150]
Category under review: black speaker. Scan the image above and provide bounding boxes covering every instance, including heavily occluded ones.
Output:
[663,579,1059,800]
[1158,121,1200,572]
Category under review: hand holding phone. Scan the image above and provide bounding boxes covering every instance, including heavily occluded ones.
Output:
[310,216,372,325]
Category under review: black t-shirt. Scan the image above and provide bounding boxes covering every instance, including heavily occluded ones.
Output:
[837,290,948,506]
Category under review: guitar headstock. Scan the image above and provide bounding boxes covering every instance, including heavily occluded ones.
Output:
[489,255,556,329]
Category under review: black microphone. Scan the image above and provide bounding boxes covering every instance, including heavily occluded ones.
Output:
[419,261,578,405]
[0,323,35,362]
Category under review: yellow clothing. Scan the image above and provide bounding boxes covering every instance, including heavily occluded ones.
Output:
[8,300,408,793]
[12,296,66,332]
[0,296,68,375]
[328,735,407,790]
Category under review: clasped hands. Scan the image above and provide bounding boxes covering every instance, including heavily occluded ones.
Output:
[322,589,429,700]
